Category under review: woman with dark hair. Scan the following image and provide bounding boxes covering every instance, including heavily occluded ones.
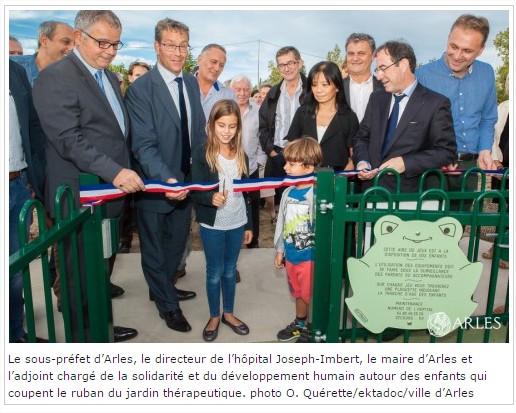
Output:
[286,61,359,170]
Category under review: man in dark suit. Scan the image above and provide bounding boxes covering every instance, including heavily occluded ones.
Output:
[33,10,144,342]
[342,33,384,123]
[125,18,206,333]
[353,41,456,192]
[9,60,46,343]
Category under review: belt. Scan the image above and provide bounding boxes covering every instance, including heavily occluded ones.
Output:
[9,171,21,181]
[457,153,479,161]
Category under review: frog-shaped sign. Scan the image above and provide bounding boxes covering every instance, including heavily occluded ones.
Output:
[346,215,482,334]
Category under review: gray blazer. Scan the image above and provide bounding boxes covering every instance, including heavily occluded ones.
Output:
[125,67,207,214]
[33,52,130,218]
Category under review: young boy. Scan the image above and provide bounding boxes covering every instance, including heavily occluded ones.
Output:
[273,137,323,343]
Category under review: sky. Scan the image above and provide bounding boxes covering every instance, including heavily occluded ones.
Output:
[7,6,510,87]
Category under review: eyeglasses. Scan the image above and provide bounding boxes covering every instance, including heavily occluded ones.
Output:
[374,59,401,74]
[159,43,191,53]
[277,60,299,71]
[80,30,124,50]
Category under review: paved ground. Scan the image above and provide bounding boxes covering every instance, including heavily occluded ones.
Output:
[27,237,509,343]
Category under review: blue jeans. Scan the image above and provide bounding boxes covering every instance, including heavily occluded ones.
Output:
[9,174,31,342]
[200,225,244,317]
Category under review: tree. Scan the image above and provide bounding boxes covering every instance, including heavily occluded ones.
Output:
[326,44,344,67]
[108,62,126,74]
[266,60,283,85]
[493,28,509,102]
[184,49,197,74]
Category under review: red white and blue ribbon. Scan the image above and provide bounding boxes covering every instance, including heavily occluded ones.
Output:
[232,173,316,192]
[80,180,219,205]
[80,169,507,205]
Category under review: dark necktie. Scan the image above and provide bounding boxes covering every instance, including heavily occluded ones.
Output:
[95,70,106,95]
[381,93,405,158]
[174,77,191,177]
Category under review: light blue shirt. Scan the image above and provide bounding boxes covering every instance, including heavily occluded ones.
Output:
[416,54,497,154]
[199,79,238,121]
[10,54,39,86]
[9,91,27,171]
[157,63,192,143]
[73,49,126,136]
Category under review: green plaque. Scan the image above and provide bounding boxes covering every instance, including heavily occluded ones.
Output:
[346,215,482,334]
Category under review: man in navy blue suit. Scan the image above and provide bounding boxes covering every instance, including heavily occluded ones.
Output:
[125,18,207,333]
[354,41,456,192]
[9,60,46,342]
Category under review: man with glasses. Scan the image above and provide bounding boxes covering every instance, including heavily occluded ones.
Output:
[33,10,144,342]
[259,46,307,205]
[353,41,456,193]
[343,33,384,123]
[125,18,206,334]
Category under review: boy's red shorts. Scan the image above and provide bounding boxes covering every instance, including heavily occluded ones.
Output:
[285,260,313,304]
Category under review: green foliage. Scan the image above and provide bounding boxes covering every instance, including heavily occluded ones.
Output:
[184,50,197,74]
[493,28,509,102]
[326,44,344,67]
[108,63,126,74]
[266,60,283,85]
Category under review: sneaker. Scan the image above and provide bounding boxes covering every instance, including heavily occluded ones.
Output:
[295,330,311,343]
[277,321,307,342]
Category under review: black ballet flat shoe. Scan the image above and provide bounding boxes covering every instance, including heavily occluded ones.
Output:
[221,315,249,336]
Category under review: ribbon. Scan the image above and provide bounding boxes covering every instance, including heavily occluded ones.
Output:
[80,169,508,205]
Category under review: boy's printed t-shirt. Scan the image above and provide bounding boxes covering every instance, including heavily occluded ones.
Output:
[282,187,315,264]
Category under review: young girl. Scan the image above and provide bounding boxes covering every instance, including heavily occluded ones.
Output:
[191,99,253,342]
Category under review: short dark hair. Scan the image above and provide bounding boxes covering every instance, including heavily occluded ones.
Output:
[305,61,347,110]
[154,18,189,43]
[375,41,417,73]
[128,61,151,75]
[345,33,376,53]
[451,14,490,47]
[38,21,73,48]
[283,137,323,167]
[276,46,301,61]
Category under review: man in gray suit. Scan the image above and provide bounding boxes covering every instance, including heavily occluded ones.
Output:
[33,10,144,342]
[125,18,207,333]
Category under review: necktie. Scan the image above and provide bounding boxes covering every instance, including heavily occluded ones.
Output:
[381,93,405,158]
[95,70,106,95]
[174,77,191,177]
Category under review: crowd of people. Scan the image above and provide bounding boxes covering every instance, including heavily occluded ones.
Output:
[9,10,505,343]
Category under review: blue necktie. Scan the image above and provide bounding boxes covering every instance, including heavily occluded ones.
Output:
[95,70,106,95]
[174,77,191,177]
[381,93,405,158]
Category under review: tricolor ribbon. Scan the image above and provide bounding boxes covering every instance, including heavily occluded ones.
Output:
[80,169,507,205]
[80,180,218,205]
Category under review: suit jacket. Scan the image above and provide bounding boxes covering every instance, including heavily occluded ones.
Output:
[33,52,130,218]
[259,73,307,155]
[9,60,46,200]
[286,105,359,168]
[343,75,384,110]
[353,82,456,192]
[125,67,207,214]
